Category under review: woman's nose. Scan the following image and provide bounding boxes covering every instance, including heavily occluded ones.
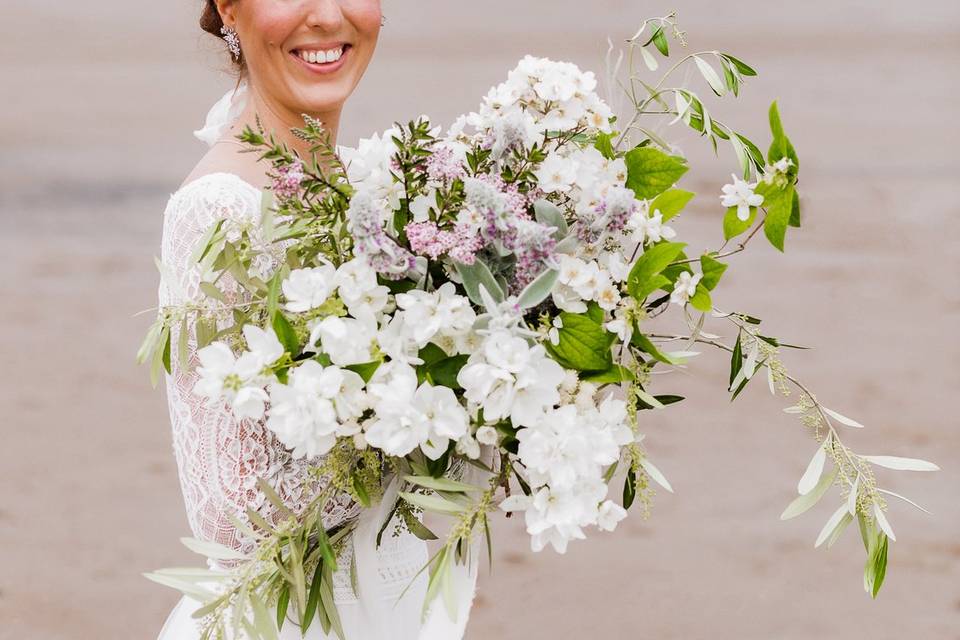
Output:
[304,0,345,31]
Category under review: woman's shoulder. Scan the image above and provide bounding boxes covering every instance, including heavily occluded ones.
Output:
[165,146,267,219]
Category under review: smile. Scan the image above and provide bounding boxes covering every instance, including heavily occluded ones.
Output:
[291,44,351,73]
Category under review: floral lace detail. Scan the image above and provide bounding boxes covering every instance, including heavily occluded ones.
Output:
[158,173,363,563]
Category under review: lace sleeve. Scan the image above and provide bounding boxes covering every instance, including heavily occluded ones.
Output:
[157,173,360,558]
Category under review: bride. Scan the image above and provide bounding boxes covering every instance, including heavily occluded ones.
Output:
[155,2,471,638]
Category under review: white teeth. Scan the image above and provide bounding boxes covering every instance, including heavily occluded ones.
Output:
[298,47,344,65]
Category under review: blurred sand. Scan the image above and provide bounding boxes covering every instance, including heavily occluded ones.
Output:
[1,1,958,638]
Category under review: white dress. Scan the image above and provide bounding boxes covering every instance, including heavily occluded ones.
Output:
[156,81,481,638]
[155,172,436,639]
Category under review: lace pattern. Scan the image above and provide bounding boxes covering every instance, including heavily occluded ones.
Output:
[157,174,377,588]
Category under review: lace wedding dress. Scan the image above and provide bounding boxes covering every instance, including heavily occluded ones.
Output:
[155,83,480,639]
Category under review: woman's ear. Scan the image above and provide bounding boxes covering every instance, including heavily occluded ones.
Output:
[214,0,238,27]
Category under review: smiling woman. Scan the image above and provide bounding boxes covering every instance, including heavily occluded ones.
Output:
[154,2,441,640]
[185,0,382,191]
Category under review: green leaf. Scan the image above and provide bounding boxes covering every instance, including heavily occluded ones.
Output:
[581,365,635,384]
[624,147,689,199]
[789,189,801,228]
[302,561,324,632]
[689,284,712,312]
[699,254,728,291]
[729,332,743,388]
[271,313,300,356]
[545,312,614,372]
[694,56,726,96]
[594,131,616,159]
[631,331,674,365]
[455,259,504,306]
[627,241,687,299]
[723,53,757,76]
[517,268,559,309]
[177,315,190,369]
[533,200,568,239]
[649,189,695,222]
[780,466,839,520]
[723,205,756,240]
[623,469,637,509]
[199,281,228,304]
[276,585,289,632]
[651,27,669,56]
[759,183,795,252]
[425,354,468,389]
[636,394,685,410]
[399,491,465,515]
[266,271,283,320]
[404,475,483,492]
[767,101,799,170]
[401,508,439,541]
[870,533,889,598]
[345,360,381,383]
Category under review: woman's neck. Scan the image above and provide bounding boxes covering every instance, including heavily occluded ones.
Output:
[233,80,342,160]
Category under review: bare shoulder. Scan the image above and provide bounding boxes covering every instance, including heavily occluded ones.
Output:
[179,143,271,192]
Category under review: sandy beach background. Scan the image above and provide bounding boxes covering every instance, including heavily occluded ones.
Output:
[1,1,958,638]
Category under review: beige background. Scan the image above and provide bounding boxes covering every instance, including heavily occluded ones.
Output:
[1,1,958,638]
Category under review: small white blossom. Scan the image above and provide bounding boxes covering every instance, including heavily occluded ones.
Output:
[720,174,764,221]
[534,153,578,194]
[476,425,500,446]
[457,331,565,427]
[282,264,336,313]
[670,271,702,306]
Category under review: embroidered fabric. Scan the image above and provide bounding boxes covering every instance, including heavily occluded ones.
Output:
[156,173,427,605]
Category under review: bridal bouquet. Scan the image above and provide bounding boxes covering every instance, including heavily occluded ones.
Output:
[140,15,937,639]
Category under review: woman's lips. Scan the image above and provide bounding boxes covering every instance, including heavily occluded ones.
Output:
[290,44,351,75]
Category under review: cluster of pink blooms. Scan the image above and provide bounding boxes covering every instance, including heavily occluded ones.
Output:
[425,145,465,183]
[405,221,484,265]
[272,158,305,201]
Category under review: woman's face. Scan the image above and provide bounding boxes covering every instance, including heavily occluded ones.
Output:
[219,0,382,117]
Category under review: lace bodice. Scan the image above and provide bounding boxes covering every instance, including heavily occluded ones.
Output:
[158,173,364,564]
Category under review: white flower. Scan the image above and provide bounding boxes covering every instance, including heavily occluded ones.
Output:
[629,208,677,246]
[309,315,376,366]
[282,265,337,313]
[670,271,702,306]
[456,434,481,460]
[595,282,621,311]
[242,325,286,369]
[476,425,499,446]
[597,500,627,532]
[395,282,475,347]
[195,331,279,421]
[365,372,470,459]
[335,259,390,320]
[457,331,565,427]
[720,174,764,221]
[409,191,436,223]
[534,153,578,194]
[769,157,794,175]
[266,361,363,459]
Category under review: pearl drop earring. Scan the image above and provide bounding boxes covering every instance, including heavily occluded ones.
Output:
[221,25,241,60]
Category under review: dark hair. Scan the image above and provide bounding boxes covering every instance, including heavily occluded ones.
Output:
[200,0,245,72]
